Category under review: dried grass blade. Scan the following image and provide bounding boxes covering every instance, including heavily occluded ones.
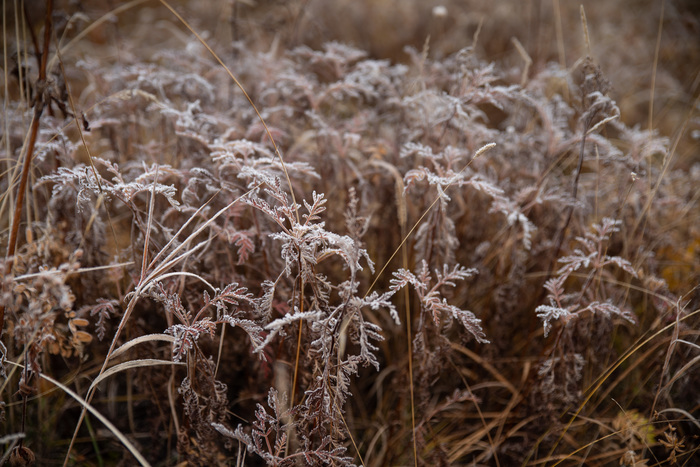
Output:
[89,359,185,393]
[110,334,177,360]
[7,361,151,466]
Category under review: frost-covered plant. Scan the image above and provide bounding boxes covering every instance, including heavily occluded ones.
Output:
[1,2,697,466]
[536,218,638,338]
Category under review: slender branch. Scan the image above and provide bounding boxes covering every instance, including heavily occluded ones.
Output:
[1,0,53,340]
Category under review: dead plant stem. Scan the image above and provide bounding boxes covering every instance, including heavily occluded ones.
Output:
[0,0,51,342]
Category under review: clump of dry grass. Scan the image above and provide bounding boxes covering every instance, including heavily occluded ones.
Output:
[1,1,698,465]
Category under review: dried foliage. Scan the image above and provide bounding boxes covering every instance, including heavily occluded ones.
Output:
[1,1,698,466]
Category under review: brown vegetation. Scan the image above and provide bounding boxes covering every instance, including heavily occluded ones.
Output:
[1,1,698,465]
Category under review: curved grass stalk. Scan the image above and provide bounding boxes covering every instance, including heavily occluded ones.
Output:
[7,360,151,466]
[89,358,185,393]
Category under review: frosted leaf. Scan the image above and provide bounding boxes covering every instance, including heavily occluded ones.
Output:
[535,305,570,338]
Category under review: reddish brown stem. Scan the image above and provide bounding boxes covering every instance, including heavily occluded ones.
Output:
[0,0,52,338]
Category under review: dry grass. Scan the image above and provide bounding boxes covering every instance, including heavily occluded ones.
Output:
[1,1,699,465]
